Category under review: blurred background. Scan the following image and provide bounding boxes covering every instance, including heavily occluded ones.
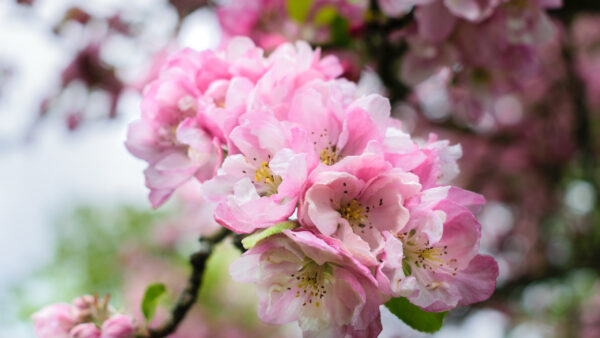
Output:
[1,0,599,337]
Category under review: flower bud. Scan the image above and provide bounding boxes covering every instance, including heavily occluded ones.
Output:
[101,314,136,338]
[70,323,101,338]
[32,303,77,338]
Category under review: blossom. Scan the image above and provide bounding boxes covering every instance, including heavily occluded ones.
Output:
[126,37,265,207]
[230,230,382,337]
[32,295,138,338]
[377,186,498,311]
[248,41,345,118]
[204,110,313,233]
[285,88,390,167]
[120,33,500,335]
[32,303,78,338]
[300,154,421,266]
[396,0,560,128]
[217,0,368,48]
[70,323,101,338]
[379,0,500,22]
[101,315,136,338]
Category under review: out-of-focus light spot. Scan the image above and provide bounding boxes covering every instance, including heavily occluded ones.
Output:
[178,8,221,51]
[474,111,495,133]
[480,201,514,248]
[564,180,595,215]
[494,95,523,125]
[435,309,508,338]
[356,69,385,96]
[452,62,464,73]
[392,103,417,133]
[416,68,452,121]
[522,283,562,313]
[546,238,571,266]
[508,322,554,338]
[495,256,511,287]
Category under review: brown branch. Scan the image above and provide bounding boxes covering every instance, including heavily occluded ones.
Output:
[140,228,231,338]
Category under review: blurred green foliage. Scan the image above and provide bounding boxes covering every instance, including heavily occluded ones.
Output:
[15,205,169,318]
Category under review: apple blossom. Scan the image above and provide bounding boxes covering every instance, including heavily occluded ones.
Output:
[32,303,78,338]
[300,154,421,266]
[118,34,499,337]
[32,295,138,338]
[377,187,498,311]
[230,230,382,338]
[125,37,265,207]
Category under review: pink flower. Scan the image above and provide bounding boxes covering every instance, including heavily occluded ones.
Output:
[33,295,138,338]
[204,110,313,233]
[248,42,344,119]
[126,38,266,207]
[217,0,368,48]
[379,0,500,22]
[70,323,101,338]
[32,304,78,338]
[205,79,391,234]
[377,0,417,18]
[443,0,501,22]
[101,315,136,338]
[411,134,463,189]
[300,154,421,266]
[377,186,498,311]
[230,230,382,337]
[286,88,390,167]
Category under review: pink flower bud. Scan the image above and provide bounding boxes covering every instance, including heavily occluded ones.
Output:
[72,295,96,311]
[32,303,77,338]
[100,315,136,338]
[70,323,101,338]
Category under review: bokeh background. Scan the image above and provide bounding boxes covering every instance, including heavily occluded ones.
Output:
[1,0,599,337]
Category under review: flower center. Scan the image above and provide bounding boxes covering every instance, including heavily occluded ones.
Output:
[187,146,209,163]
[339,199,366,227]
[319,145,340,165]
[289,263,331,308]
[254,161,282,196]
[398,229,458,278]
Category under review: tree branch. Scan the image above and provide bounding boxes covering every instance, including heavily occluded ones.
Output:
[141,229,231,338]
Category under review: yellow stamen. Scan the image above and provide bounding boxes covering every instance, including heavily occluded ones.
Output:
[339,199,365,225]
[253,161,282,196]
[255,162,274,184]
[419,247,444,264]
[319,147,340,165]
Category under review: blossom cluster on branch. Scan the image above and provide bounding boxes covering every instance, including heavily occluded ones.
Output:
[122,37,497,337]
[33,295,136,338]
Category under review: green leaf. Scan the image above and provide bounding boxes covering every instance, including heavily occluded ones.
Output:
[241,221,297,249]
[141,283,166,322]
[313,5,337,26]
[385,297,447,333]
[287,0,315,23]
[331,16,351,47]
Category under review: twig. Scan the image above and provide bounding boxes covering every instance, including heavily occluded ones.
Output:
[142,229,231,338]
[364,1,413,103]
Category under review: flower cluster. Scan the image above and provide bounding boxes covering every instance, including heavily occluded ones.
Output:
[32,295,137,338]
[125,38,498,337]
[401,0,563,127]
[215,0,563,130]
[217,0,368,49]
